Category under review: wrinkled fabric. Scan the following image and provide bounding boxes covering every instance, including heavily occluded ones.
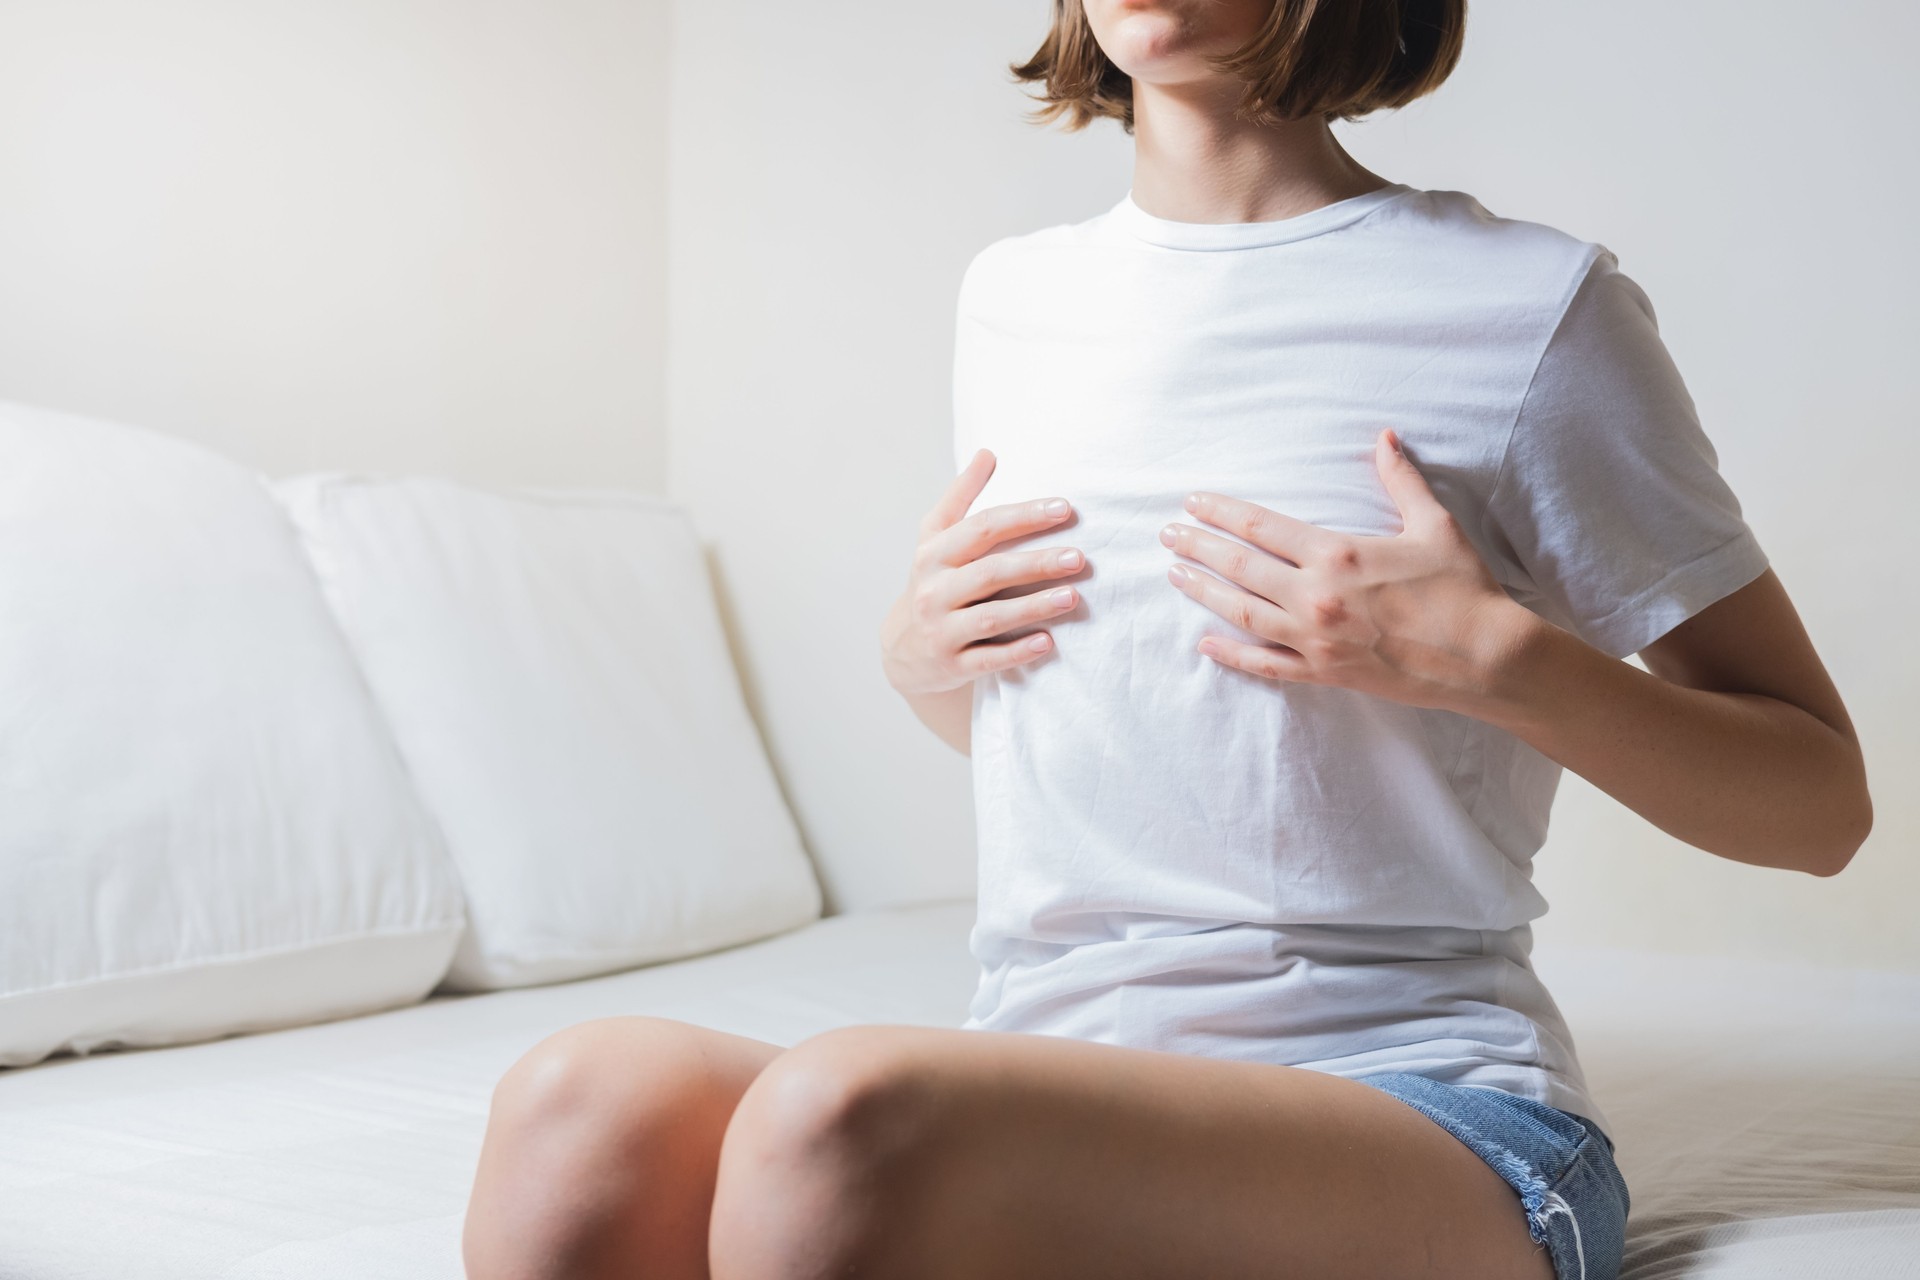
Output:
[953,186,1772,1134]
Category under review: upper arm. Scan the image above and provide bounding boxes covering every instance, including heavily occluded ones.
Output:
[1638,568,1859,747]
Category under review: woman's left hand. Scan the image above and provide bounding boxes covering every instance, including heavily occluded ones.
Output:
[1161,428,1537,714]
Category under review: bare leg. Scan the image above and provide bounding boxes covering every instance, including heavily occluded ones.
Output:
[463,1016,781,1280]
[708,1026,1556,1280]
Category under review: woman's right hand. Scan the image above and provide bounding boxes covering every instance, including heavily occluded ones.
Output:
[881,448,1085,698]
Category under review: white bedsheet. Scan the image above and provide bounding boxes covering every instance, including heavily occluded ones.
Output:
[0,900,1915,1279]
[1535,942,1920,1278]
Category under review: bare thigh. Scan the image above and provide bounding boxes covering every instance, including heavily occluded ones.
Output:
[710,1026,1554,1280]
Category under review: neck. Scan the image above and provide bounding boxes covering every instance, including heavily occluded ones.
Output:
[1128,79,1387,224]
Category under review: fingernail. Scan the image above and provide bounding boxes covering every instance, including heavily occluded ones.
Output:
[1159,523,1180,548]
[1198,638,1216,656]
[1043,498,1070,519]
[1027,633,1052,652]
[1056,548,1082,570]
[1386,430,1403,455]
[1168,564,1191,585]
[1183,493,1201,513]
[1047,587,1075,607]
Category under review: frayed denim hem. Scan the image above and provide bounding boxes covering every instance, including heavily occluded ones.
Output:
[1476,1141,1557,1243]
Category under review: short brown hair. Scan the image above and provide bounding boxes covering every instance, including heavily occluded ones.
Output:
[1013,0,1467,132]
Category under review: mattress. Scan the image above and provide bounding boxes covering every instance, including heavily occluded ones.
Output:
[0,899,1914,1279]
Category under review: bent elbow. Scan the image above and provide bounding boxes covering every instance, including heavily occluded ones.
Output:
[1805,850,1852,879]
[1805,787,1873,878]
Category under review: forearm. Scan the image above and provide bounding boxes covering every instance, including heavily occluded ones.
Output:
[904,685,973,756]
[1470,607,1871,875]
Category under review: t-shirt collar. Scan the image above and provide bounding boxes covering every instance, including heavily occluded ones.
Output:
[1109,182,1413,251]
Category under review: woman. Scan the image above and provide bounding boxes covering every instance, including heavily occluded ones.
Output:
[464,3,1871,1278]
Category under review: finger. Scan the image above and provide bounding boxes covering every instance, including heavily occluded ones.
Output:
[1183,492,1330,565]
[956,630,1056,677]
[1160,522,1298,606]
[919,449,996,537]
[947,582,1080,648]
[923,496,1074,568]
[937,545,1085,610]
[1165,563,1302,648]
[1374,429,1448,533]
[1196,633,1313,683]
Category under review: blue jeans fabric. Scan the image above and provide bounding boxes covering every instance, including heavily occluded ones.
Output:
[1354,1071,1631,1280]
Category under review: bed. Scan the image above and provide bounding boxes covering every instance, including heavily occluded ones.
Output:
[1,898,1914,1279]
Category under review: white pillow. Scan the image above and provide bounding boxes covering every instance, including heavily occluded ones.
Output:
[274,476,823,990]
[0,402,466,1067]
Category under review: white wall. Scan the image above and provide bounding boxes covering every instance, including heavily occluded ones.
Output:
[0,0,671,489]
[669,0,1920,971]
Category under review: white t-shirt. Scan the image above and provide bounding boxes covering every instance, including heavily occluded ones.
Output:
[951,184,1770,1138]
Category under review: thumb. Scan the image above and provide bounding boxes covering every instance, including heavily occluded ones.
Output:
[1374,429,1447,533]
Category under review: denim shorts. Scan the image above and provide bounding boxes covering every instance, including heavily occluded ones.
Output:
[1355,1072,1631,1280]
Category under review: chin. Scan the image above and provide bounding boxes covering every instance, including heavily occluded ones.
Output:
[1090,1,1254,86]
[1100,13,1205,78]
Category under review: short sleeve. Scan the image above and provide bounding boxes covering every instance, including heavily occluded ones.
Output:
[1479,254,1770,659]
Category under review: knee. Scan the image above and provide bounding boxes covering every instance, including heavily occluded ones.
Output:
[710,1027,940,1279]
[728,1025,933,1166]
[486,1016,724,1149]
[465,1017,737,1278]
